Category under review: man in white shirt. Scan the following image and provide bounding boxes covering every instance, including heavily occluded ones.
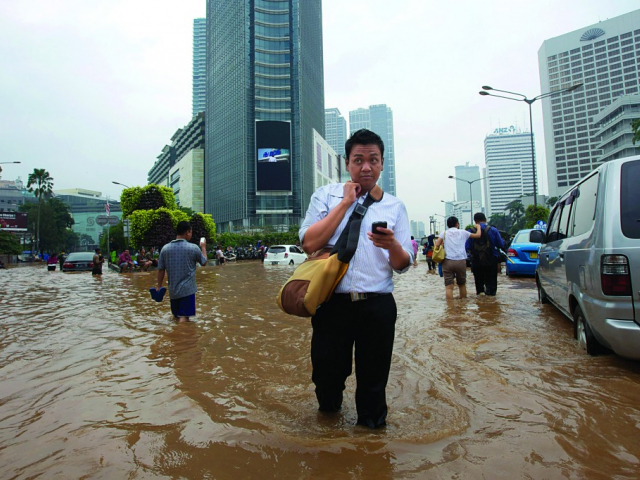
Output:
[434,216,481,299]
[299,129,413,429]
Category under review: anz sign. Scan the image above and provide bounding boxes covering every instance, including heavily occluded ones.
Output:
[493,125,517,135]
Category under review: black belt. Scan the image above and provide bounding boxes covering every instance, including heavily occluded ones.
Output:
[335,292,391,302]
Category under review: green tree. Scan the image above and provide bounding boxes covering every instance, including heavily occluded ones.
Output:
[506,199,525,222]
[524,205,550,229]
[488,213,509,231]
[0,231,22,255]
[26,168,54,252]
[20,197,74,253]
[632,118,640,148]
[546,196,558,207]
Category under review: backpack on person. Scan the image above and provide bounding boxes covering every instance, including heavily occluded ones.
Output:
[472,226,495,267]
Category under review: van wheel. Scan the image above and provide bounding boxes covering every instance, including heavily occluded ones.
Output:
[289,259,294,265]
[573,305,603,356]
[536,276,549,304]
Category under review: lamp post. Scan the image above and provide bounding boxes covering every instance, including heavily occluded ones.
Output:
[112,181,130,188]
[479,83,583,207]
[448,175,485,226]
[0,161,21,178]
[433,213,446,232]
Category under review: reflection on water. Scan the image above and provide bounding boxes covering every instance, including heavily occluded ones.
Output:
[1,263,640,478]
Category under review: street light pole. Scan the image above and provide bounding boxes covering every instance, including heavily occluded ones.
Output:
[448,175,485,226]
[479,83,583,207]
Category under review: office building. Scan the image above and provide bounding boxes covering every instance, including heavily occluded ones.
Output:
[483,127,535,217]
[192,18,207,117]
[148,112,205,188]
[54,189,122,247]
[410,220,426,239]
[324,108,347,157]
[538,9,640,197]
[205,0,324,231]
[592,93,640,163]
[312,129,341,189]
[454,162,482,210]
[324,108,348,181]
[348,104,397,195]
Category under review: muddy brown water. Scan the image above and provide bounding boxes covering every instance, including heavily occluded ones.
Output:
[1,261,640,479]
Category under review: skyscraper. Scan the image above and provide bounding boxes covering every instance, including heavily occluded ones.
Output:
[483,127,535,217]
[205,1,324,231]
[538,9,640,197]
[454,162,482,209]
[324,108,348,181]
[192,18,206,117]
[324,108,347,156]
[348,104,396,195]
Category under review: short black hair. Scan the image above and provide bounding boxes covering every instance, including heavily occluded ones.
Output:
[474,212,487,222]
[95,248,101,253]
[447,216,459,228]
[345,129,384,159]
[176,221,192,235]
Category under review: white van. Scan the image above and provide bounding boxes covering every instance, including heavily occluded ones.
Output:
[536,155,640,359]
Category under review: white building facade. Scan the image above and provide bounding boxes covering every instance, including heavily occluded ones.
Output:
[538,9,640,198]
[483,127,535,217]
[312,129,341,189]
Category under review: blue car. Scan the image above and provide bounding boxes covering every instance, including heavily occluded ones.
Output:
[505,228,545,276]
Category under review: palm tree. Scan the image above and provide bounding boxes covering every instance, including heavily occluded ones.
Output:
[27,168,54,253]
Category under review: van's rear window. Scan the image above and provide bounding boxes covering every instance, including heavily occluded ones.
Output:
[621,160,640,239]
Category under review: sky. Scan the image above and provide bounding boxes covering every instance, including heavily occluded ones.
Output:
[1,0,638,230]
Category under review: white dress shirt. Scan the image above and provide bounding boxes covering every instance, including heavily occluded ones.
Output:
[299,183,413,294]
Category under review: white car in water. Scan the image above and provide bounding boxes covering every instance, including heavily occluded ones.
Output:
[264,245,307,266]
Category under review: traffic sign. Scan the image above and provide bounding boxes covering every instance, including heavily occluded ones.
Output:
[108,216,120,226]
[95,215,109,226]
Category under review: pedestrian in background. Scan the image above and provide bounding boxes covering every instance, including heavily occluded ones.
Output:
[434,216,481,300]
[467,212,505,296]
[411,236,419,267]
[92,248,104,275]
[156,221,207,323]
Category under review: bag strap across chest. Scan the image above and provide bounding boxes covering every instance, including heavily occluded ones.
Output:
[330,187,383,263]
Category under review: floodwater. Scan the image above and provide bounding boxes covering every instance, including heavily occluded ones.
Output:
[1,261,640,479]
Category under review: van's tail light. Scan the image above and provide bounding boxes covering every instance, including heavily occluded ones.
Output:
[601,255,632,296]
[507,248,517,257]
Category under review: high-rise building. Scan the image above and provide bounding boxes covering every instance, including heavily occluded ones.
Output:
[348,104,396,195]
[192,18,206,117]
[324,108,349,182]
[538,9,640,198]
[483,127,535,217]
[453,162,482,210]
[324,108,347,157]
[205,0,324,232]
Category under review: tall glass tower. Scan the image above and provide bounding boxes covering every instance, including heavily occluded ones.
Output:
[205,0,324,231]
[348,104,396,195]
[192,18,206,117]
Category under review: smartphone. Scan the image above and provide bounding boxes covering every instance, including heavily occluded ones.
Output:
[372,221,387,234]
[200,237,206,244]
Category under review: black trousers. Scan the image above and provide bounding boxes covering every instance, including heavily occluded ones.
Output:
[472,258,499,295]
[311,293,397,428]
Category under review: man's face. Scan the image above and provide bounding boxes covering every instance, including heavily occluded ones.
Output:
[346,144,383,193]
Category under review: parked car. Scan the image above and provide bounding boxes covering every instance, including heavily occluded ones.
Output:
[62,252,95,272]
[536,155,640,359]
[505,228,544,276]
[264,245,307,266]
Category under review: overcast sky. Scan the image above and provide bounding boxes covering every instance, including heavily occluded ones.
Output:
[1,1,638,229]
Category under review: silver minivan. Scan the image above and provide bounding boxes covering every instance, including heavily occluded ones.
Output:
[536,155,640,359]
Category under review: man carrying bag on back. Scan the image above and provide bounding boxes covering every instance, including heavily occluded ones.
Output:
[299,129,413,429]
[467,212,505,296]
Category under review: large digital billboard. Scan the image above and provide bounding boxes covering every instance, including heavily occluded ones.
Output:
[256,121,291,191]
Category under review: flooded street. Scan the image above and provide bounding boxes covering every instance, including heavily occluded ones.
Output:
[1,261,640,479]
